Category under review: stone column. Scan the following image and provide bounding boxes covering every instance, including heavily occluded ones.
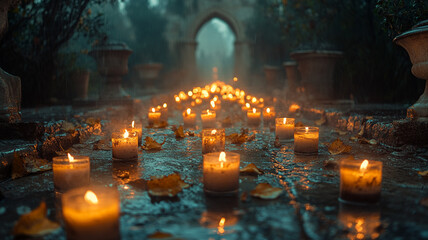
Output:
[179,40,198,88]
[234,40,251,86]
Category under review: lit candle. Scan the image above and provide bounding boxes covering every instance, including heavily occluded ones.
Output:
[210,100,220,110]
[203,152,240,194]
[129,121,142,145]
[247,108,261,127]
[183,108,196,127]
[112,130,138,160]
[241,103,250,112]
[294,127,319,154]
[340,159,383,204]
[53,153,90,193]
[202,129,225,154]
[160,103,168,122]
[275,118,295,142]
[148,107,161,126]
[201,110,216,129]
[62,186,120,240]
[263,107,276,126]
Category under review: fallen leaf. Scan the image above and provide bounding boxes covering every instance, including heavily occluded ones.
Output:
[240,163,264,176]
[148,231,173,239]
[186,131,195,137]
[327,139,352,155]
[420,197,428,207]
[315,115,326,126]
[154,120,168,129]
[227,129,255,144]
[147,173,190,197]
[333,129,348,135]
[12,152,26,179]
[12,153,52,179]
[174,126,185,138]
[250,183,283,200]
[142,136,166,151]
[85,117,100,126]
[358,127,364,136]
[61,121,75,133]
[358,138,378,145]
[13,201,60,236]
[418,170,428,178]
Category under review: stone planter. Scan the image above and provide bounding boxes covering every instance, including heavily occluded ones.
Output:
[283,61,298,97]
[89,40,132,100]
[263,65,281,89]
[70,69,90,100]
[394,20,428,120]
[291,50,343,100]
[134,63,163,89]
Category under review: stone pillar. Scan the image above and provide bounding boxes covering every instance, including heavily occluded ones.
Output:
[179,40,198,88]
[234,40,251,86]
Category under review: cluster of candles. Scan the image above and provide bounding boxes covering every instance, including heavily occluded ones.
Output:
[49,80,383,238]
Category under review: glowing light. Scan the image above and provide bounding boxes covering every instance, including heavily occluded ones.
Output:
[123,129,129,138]
[252,108,256,114]
[186,108,191,115]
[360,160,369,170]
[163,103,167,108]
[219,151,226,168]
[245,103,250,108]
[67,153,75,162]
[175,96,180,102]
[188,91,193,97]
[213,96,218,101]
[84,191,98,204]
[252,97,257,103]
[259,98,264,103]
[217,217,226,234]
[132,121,135,128]
[266,108,271,113]
[233,77,238,82]
[305,127,309,133]
[151,108,156,113]
[211,129,217,134]
[211,85,217,93]
[283,118,286,124]
[211,101,215,108]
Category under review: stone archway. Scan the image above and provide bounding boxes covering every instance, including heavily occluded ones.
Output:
[178,7,252,86]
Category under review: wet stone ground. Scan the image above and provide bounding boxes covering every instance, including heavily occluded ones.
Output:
[0,102,427,240]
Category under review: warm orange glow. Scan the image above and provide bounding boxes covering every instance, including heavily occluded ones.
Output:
[175,96,180,102]
[67,153,75,162]
[245,103,250,108]
[360,160,369,170]
[157,105,161,110]
[233,77,238,82]
[228,93,233,99]
[252,108,256,114]
[151,108,155,113]
[132,121,135,128]
[213,96,218,101]
[219,152,226,168]
[283,118,286,124]
[84,190,98,204]
[123,129,129,138]
[305,127,309,133]
[188,91,193,97]
[186,108,191,115]
[266,108,271,113]
[211,129,217,134]
[195,98,202,104]
[217,217,226,234]
[246,95,251,100]
[179,91,187,100]
[163,103,167,108]
[210,101,215,108]
[210,85,217,93]
[289,103,301,113]
[252,97,257,103]
[201,89,209,98]
[259,98,264,103]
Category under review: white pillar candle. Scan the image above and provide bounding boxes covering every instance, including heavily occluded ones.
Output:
[183,108,196,127]
[203,152,240,194]
[148,107,161,125]
[202,129,225,154]
[294,126,319,154]
[201,110,216,129]
[62,186,120,240]
[263,107,276,125]
[275,118,295,142]
[112,130,138,160]
[247,108,261,127]
[340,159,383,204]
[53,153,90,193]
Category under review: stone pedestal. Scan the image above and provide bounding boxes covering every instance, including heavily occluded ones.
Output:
[291,50,342,101]
[283,61,298,98]
[89,40,132,101]
[394,20,428,120]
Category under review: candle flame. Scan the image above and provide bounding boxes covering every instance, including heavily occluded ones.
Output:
[217,217,226,234]
[67,153,75,162]
[84,190,98,204]
[245,103,250,108]
[259,98,264,103]
[124,129,129,138]
[360,160,369,170]
[186,108,191,115]
[219,151,226,168]
[188,91,193,97]
[283,118,286,124]
[175,96,180,102]
[252,108,256,114]
[213,96,218,101]
[252,97,257,103]
[305,127,309,133]
[233,77,238,82]
[163,103,167,108]
[266,108,271,113]
[151,108,155,113]
[211,101,215,108]
[132,121,135,128]
[211,129,217,134]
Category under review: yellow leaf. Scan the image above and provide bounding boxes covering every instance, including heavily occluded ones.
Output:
[240,163,264,176]
[315,115,326,126]
[13,201,60,236]
[174,126,185,138]
[250,183,283,200]
[142,137,165,150]
[328,139,352,155]
[418,170,428,178]
[147,173,189,197]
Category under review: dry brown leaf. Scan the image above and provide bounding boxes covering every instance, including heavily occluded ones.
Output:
[142,136,166,150]
[250,183,283,200]
[13,201,60,236]
[227,130,255,144]
[240,163,264,176]
[174,126,185,138]
[85,117,100,126]
[315,115,326,126]
[358,138,378,145]
[148,231,174,239]
[147,173,190,197]
[333,129,348,135]
[12,153,51,179]
[420,197,428,207]
[328,139,352,155]
[186,131,195,137]
[418,170,428,178]
[61,121,75,133]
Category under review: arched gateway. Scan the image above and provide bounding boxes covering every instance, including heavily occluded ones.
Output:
[164,0,255,86]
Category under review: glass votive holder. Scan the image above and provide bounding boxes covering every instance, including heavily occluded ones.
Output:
[62,186,120,240]
[128,121,142,145]
[203,152,240,195]
[275,118,295,142]
[201,110,216,129]
[148,107,161,126]
[53,154,90,193]
[247,108,261,127]
[183,108,196,128]
[263,107,276,126]
[294,126,319,155]
[111,131,138,161]
[339,159,383,204]
[202,129,225,154]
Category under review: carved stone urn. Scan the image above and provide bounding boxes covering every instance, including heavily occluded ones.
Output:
[291,50,342,101]
[0,0,21,123]
[263,65,281,89]
[89,40,132,100]
[134,63,163,89]
[394,20,428,120]
[283,61,299,98]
